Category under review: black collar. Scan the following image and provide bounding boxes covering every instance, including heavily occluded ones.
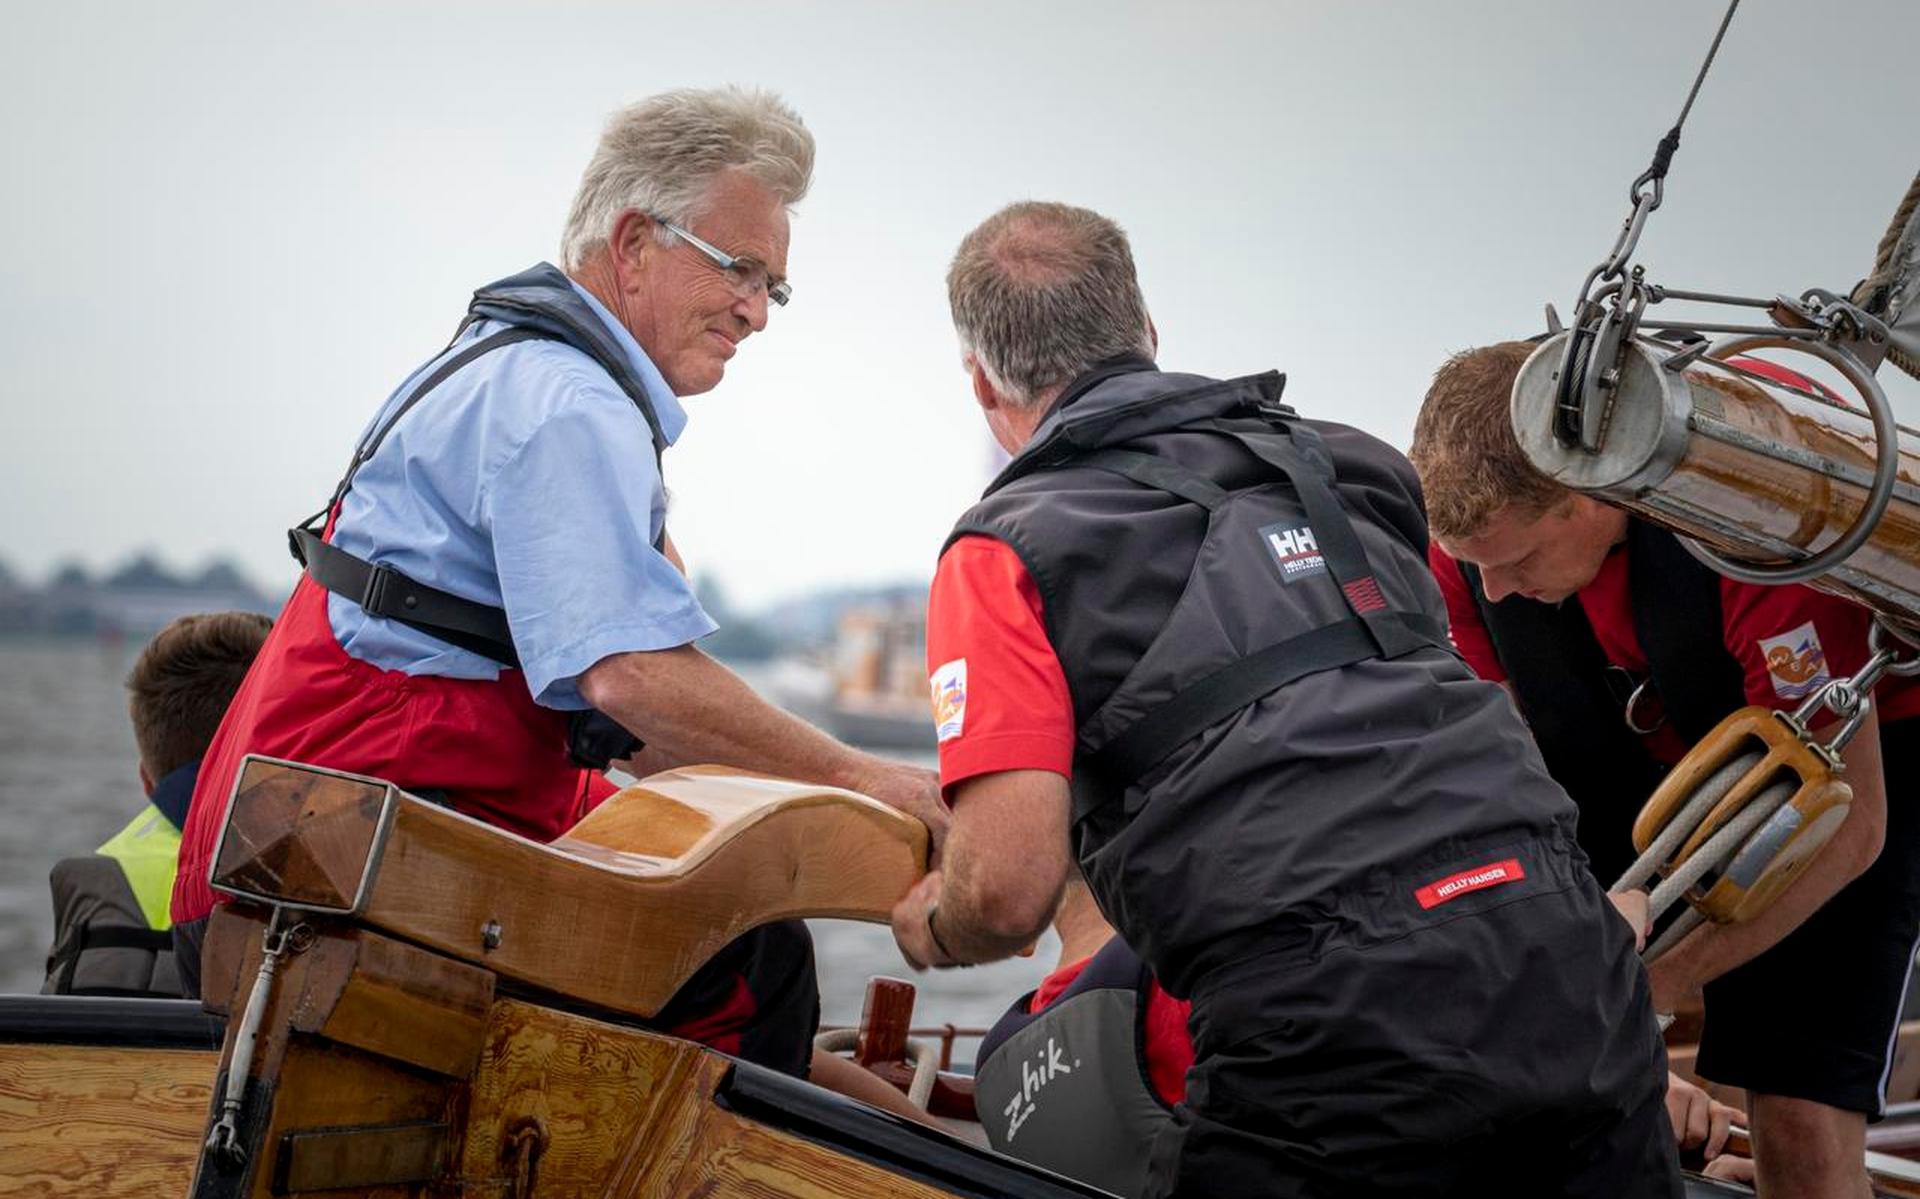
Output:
[148,759,200,832]
[1037,354,1159,425]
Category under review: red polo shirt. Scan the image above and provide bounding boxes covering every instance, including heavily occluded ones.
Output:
[926,535,1075,796]
[1431,541,1920,763]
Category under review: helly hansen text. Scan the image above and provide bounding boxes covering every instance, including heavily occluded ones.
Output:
[1414,859,1526,910]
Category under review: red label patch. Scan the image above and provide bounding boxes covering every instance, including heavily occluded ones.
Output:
[1414,858,1525,910]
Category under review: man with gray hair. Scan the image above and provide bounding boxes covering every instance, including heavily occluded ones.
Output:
[892,201,1679,1194]
[170,88,941,1079]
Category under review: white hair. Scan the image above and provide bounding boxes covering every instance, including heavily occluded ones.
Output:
[560,87,814,271]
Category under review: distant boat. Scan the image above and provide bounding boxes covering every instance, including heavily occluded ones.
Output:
[775,603,935,752]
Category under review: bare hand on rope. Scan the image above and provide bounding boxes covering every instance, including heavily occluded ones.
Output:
[1666,1074,1749,1178]
[1607,888,1650,952]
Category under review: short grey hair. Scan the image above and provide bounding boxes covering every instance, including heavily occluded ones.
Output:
[947,201,1153,407]
[560,87,814,271]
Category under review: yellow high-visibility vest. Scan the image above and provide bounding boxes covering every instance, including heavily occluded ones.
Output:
[93,804,181,931]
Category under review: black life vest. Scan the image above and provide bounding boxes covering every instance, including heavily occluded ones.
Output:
[947,360,1585,995]
[975,938,1170,1199]
[1457,520,1747,883]
[289,263,669,769]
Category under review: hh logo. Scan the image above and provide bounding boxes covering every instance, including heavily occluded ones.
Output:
[1261,521,1327,583]
[1001,1035,1077,1143]
[1759,622,1831,700]
[930,658,968,743]
[1415,858,1526,910]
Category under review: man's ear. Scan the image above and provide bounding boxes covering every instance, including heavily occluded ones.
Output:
[968,356,1004,415]
[607,210,655,279]
[138,761,155,797]
[1146,315,1159,357]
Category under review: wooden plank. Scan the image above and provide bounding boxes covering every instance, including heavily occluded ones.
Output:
[657,1113,965,1199]
[459,998,966,1199]
[0,1043,216,1199]
[614,1073,962,1199]
[460,998,706,1196]
[319,932,494,1078]
[275,1121,447,1193]
[250,1042,455,1199]
[189,910,481,1197]
[202,907,491,1079]
[355,767,927,1017]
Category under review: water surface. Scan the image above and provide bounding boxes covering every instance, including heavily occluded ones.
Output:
[0,639,1050,1042]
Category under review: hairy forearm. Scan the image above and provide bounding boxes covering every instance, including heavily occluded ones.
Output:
[581,645,868,789]
[1651,710,1887,1001]
[895,770,1071,967]
[935,841,1063,963]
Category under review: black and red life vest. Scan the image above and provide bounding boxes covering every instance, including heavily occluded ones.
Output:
[946,360,1588,996]
[975,938,1169,1199]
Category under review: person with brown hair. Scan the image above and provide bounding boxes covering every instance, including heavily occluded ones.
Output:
[894,202,1679,1196]
[1411,340,1920,1197]
[43,610,271,997]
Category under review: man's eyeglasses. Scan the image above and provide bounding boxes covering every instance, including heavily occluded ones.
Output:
[656,217,791,307]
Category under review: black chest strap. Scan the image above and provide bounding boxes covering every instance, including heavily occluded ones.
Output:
[1623,521,1748,743]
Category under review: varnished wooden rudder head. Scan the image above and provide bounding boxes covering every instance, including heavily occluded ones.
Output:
[213,756,931,1018]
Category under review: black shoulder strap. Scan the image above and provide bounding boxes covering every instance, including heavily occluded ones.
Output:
[1626,521,1748,742]
[1075,449,1227,510]
[1217,419,1428,658]
[293,327,555,541]
[1079,612,1449,789]
[458,298,670,460]
[285,326,555,668]
[1071,420,1446,795]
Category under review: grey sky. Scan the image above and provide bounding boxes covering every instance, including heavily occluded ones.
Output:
[2,1,1914,610]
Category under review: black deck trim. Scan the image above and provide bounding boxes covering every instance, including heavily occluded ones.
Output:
[0,995,224,1049]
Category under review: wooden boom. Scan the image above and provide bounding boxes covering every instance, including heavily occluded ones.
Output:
[1511,333,1920,639]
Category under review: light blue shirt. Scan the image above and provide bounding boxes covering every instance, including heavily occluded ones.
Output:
[327,281,714,709]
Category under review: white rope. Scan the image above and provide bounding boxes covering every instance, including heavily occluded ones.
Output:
[812,1028,942,1111]
[1612,751,1763,895]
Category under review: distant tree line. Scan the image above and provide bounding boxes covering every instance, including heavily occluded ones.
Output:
[0,551,930,667]
[0,552,276,638]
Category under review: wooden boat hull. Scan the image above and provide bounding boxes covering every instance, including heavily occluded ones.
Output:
[0,762,1818,1196]
[0,989,1116,1199]
[0,993,1781,1199]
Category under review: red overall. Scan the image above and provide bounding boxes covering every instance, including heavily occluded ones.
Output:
[171,520,613,926]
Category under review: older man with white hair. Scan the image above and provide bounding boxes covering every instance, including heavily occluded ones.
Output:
[168,88,940,1078]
